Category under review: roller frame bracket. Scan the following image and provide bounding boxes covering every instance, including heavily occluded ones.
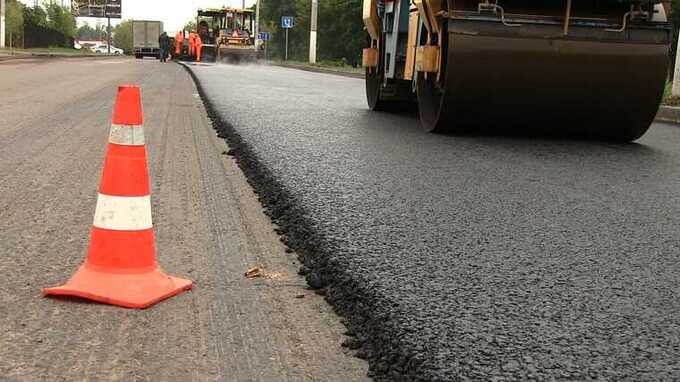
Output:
[424,0,445,35]
[363,0,381,40]
[415,45,439,73]
[414,0,431,33]
[363,47,379,68]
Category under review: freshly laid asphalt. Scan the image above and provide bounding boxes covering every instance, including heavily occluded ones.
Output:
[188,62,680,381]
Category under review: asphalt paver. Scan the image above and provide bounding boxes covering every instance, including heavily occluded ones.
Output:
[188,62,680,381]
[0,58,368,381]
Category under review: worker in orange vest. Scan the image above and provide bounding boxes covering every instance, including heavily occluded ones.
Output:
[195,33,203,62]
[188,30,196,58]
[175,30,184,57]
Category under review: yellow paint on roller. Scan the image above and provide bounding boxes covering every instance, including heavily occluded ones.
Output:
[415,45,439,73]
[362,47,379,68]
[363,0,380,41]
[404,11,419,80]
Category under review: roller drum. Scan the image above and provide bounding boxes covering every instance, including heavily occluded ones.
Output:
[218,47,259,63]
[418,20,670,141]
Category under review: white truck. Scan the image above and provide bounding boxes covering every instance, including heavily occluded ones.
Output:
[132,20,163,59]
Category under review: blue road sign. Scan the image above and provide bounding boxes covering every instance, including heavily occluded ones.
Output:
[281,16,294,29]
[258,32,271,41]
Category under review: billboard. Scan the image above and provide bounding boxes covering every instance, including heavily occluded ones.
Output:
[72,0,121,19]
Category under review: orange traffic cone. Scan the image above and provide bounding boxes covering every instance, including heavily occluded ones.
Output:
[43,85,192,309]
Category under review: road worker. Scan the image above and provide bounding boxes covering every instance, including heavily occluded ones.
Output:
[195,33,203,62]
[188,30,196,58]
[175,30,184,57]
[158,31,170,63]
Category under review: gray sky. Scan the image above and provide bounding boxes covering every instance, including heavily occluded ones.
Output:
[18,1,256,32]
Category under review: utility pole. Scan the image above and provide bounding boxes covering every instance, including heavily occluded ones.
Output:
[254,0,260,41]
[309,0,318,64]
[107,17,111,53]
[673,32,680,97]
[1,0,6,49]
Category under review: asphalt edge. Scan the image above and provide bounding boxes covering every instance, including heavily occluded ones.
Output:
[655,105,680,124]
[178,61,429,381]
[269,62,365,79]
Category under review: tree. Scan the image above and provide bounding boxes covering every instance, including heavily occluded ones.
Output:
[258,0,365,63]
[113,19,133,54]
[260,0,298,59]
[23,4,47,29]
[183,20,196,32]
[18,3,74,48]
[77,22,106,40]
[318,0,363,64]
[45,3,76,39]
[5,0,24,49]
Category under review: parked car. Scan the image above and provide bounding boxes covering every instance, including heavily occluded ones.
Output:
[90,44,124,55]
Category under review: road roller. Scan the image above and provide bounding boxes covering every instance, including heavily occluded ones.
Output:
[362,0,672,141]
[197,8,263,63]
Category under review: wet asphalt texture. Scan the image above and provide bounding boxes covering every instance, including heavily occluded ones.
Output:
[187,62,680,381]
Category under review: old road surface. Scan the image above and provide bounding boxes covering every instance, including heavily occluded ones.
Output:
[0,58,369,381]
[186,62,680,381]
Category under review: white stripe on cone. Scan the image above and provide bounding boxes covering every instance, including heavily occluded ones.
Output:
[93,194,153,231]
[109,124,145,146]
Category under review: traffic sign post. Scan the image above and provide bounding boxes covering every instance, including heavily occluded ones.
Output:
[281,16,294,62]
[258,32,271,61]
[281,16,294,29]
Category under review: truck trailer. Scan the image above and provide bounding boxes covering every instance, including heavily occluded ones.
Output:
[362,0,672,141]
[133,20,164,59]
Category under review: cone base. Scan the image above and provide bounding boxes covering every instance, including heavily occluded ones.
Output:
[43,265,192,309]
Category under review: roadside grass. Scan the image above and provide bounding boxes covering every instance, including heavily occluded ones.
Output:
[663,81,680,106]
